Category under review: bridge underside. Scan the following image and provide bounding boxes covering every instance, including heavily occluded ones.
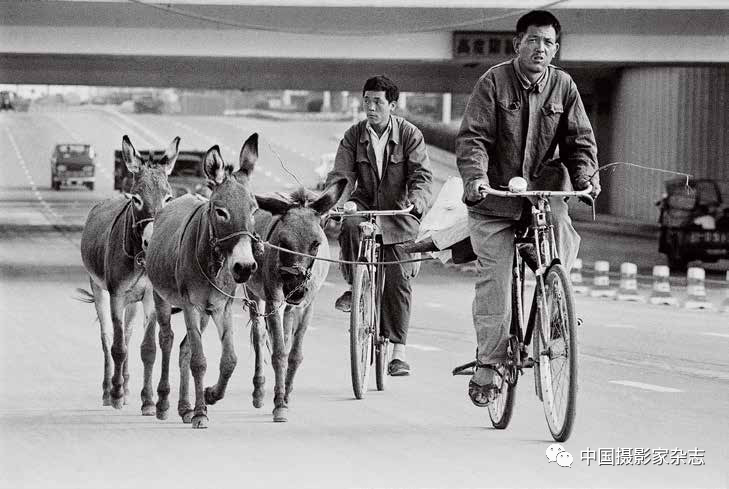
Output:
[1,53,622,93]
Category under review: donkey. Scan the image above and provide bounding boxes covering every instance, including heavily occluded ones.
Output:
[145,133,271,428]
[80,135,179,412]
[244,179,347,422]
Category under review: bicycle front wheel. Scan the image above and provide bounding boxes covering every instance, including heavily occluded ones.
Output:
[350,262,375,399]
[536,264,578,442]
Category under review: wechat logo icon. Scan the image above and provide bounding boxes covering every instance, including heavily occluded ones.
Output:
[546,444,573,468]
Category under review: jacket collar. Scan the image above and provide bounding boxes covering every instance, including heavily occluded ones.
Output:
[512,57,549,93]
[359,115,401,146]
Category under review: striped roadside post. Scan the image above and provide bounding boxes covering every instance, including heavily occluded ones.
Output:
[616,262,645,302]
[590,260,616,298]
[570,258,589,295]
[684,267,713,310]
[649,265,678,306]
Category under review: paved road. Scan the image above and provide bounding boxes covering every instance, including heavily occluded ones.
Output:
[1,108,728,488]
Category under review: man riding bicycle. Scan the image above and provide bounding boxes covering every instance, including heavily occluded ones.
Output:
[325,75,433,377]
[455,10,600,406]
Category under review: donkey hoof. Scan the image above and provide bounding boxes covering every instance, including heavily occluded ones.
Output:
[181,410,194,424]
[192,415,209,429]
[141,404,156,416]
[252,397,264,409]
[102,395,112,407]
[156,409,169,421]
[204,387,218,406]
[272,407,288,423]
[111,396,124,410]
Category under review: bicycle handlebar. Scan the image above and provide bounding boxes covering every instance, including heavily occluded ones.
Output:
[329,204,415,218]
[478,183,593,199]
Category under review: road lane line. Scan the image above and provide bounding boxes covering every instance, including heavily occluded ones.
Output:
[609,381,682,393]
[700,332,729,339]
[426,302,444,308]
[407,343,442,352]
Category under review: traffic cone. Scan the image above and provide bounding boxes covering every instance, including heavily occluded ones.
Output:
[590,260,616,298]
[684,267,713,310]
[616,262,645,302]
[570,258,589,295]
[649,265,678,306]
[721,271,729,314]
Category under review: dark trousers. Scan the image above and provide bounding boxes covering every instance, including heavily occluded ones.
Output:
[339,217,420,345]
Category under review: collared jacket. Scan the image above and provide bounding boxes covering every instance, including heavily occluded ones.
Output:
[456,59,599,219]
[325,115,433,245]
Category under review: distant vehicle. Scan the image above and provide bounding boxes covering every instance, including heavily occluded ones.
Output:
[0,91,14,110]
[133,95,164,114]
[114,148,208,198]
[51,144,96,191]
[657,177,729,271]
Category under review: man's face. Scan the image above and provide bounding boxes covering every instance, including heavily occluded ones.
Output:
[514,25,559,78]
[363,90,396,130]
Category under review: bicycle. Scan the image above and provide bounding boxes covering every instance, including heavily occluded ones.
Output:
[329,203,418,399]
[452,177,593,442]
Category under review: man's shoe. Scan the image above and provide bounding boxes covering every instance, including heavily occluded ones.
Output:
[335,291,352,312]
[388,359,410,376]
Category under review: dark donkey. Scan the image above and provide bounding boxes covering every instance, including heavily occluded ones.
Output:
[80,135,179,411]
[244,179,347,422]
[146,133,270,428]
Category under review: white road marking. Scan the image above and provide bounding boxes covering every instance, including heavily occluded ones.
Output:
[603,323,637,329]
[407,343,442,352]
[425,302,443,308]
[700,332,729,339]
[609,381,682,393]
[322,281,335,287]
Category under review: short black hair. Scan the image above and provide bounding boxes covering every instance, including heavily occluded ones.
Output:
[516,10,561,39]
[362,75,399,103]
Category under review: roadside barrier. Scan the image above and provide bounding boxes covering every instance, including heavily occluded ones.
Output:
[570,258,589,295]
[721,271,729,314]
[590,260,616,298]
[649,265,678,306]
[684,267,713,310]
[616,262,645,302]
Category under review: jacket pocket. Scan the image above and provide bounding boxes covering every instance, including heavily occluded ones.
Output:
[540,102,564,137]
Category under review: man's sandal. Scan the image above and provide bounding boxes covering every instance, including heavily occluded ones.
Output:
[467,364,500,407]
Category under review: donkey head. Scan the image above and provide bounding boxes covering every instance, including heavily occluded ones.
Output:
[255,178,347,304]
[203,133,260,284]
[122,135,179,251]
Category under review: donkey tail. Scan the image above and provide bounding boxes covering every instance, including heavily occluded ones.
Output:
[74,288,95,304]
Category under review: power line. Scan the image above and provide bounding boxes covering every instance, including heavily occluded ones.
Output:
[126,0,569,36]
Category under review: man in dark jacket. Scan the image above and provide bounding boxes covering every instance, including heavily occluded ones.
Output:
[455,10,600,405]
[325,75,433,376]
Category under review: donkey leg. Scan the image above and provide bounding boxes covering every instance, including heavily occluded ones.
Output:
[265,303,289,422]
[204,304,237,405]
[249,296,266,408]
[122,302,141,405]
[138,292,158,417]
[108,293,128,409]
[285,306,312,405]
[183,307,208,429]
[90,280,113,407]
[177,334,193,423]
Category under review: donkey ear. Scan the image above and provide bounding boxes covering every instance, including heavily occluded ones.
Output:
[162,136,180,176]
[255,192,293,216]
[121,135,143,174]
[203,145,228,186]
[310,177,348,215]
[239,133,259,176]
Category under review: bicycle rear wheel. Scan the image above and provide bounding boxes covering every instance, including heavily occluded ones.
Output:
[350,262,375,399]
[536,264,578,442]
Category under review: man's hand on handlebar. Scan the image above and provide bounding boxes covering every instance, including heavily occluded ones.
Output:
[574,175,601,205]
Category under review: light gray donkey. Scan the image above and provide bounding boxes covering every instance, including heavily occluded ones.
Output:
[145,133,274,428]
[80,135,179,412]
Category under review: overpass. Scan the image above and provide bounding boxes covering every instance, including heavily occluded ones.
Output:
[1,0,729,222]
